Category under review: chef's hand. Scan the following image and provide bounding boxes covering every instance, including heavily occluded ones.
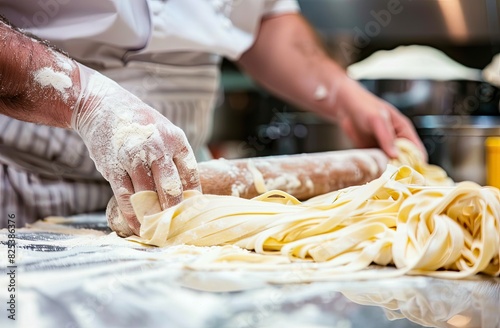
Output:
[72,64,200,235]
[236,13,426,160]
[335,77,427,160]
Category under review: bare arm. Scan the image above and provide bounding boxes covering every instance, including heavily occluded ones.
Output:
[0,18,77,127]
[237,13,426,159]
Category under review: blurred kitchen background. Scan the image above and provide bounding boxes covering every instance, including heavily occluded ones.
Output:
[208,0,500,185]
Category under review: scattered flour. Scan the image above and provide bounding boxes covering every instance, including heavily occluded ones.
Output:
[200,158,239,178]
[265,174,302,192]
[112,123,155,153]
[54,51,73,72]
[231,182,246,197]
[33,67,72,101]
[161,178,183,197]
[314,84,328,100]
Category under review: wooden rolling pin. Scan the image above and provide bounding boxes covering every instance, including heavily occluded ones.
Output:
[108,149,389,237]
[198,149,388,200]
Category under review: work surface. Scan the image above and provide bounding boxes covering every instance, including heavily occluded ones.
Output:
[1,214,499,328]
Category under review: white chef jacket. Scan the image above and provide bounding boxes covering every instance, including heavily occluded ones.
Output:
[0,0,300,227]
[1,0,298,66]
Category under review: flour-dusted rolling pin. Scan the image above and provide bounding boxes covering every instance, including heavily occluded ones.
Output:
[108,149,389,236]
[198,149,388,200]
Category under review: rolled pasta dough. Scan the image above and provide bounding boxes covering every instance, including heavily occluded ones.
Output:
[126,140,500,280]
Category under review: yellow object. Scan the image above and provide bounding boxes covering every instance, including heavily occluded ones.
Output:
[486,137,500,189]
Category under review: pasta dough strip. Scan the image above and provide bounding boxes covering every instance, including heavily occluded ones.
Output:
[124,140,500,280]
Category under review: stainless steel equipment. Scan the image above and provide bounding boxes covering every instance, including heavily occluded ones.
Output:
[298,0,500,67]
[296,0,500,184]
[415,115,500,184]
[358,78,500,184]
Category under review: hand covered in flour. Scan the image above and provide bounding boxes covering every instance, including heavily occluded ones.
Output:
[71,64,201,236]
[334,77,427,160]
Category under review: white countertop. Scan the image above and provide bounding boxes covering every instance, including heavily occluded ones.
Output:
[1,214,499,328]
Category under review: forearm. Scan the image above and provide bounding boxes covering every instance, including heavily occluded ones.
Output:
[237,13,426,158]
[0,18,78,127]
[237,13,346,121]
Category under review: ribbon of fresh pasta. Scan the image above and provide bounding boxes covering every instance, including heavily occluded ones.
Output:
[391,138,454,186]
[125,139,500,280]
